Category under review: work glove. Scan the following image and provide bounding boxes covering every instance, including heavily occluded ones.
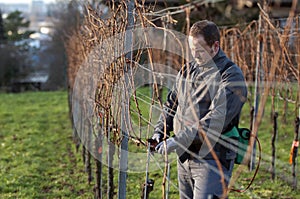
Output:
[155,137,177,155]
[148,132,163,152]
[150,132,163,143]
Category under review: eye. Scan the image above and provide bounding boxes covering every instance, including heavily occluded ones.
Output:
[195,48,206,53]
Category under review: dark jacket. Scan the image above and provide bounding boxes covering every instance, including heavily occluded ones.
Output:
[154,49,248,161]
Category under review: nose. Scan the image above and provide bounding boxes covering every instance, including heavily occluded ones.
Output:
[194,51,205,60]
[191,49,199,58]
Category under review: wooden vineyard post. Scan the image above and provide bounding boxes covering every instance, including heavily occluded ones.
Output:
[95,112,103,199]
[271,112,278,180]
[118,1,134,199]
[86,123,92,184]
[108,118,115,199]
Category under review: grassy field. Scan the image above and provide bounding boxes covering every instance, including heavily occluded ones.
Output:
[0,91,94,198]
[0,90,300,198]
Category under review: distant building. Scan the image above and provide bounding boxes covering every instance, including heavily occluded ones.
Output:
[30,0,47,32]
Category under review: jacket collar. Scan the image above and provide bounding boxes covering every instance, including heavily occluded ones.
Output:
[212,49,229,72]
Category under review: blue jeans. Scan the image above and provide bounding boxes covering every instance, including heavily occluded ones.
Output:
[177,158,234,199]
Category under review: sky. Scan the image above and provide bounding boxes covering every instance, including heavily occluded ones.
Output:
[0,0,55,4]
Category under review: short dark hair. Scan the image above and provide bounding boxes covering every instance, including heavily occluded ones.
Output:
[190,20,220,46]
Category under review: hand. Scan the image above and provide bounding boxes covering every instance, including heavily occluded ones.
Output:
[155,138,177,155]
[148,133,163,152]
[151,133,163,144]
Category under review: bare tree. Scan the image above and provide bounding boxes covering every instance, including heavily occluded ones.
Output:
[44,0,84,90]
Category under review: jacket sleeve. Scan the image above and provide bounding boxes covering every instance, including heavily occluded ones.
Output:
[153,87,178,137]
[199,65,247,138]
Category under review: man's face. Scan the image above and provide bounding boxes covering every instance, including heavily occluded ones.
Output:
[188,34,218,65]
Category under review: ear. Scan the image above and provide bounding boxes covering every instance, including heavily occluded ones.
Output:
[213,41,220,52]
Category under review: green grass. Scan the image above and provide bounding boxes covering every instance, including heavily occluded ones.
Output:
[0,91,94,198]
[0,90,300,198]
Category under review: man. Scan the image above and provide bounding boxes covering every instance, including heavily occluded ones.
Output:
[148,20,248,198]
